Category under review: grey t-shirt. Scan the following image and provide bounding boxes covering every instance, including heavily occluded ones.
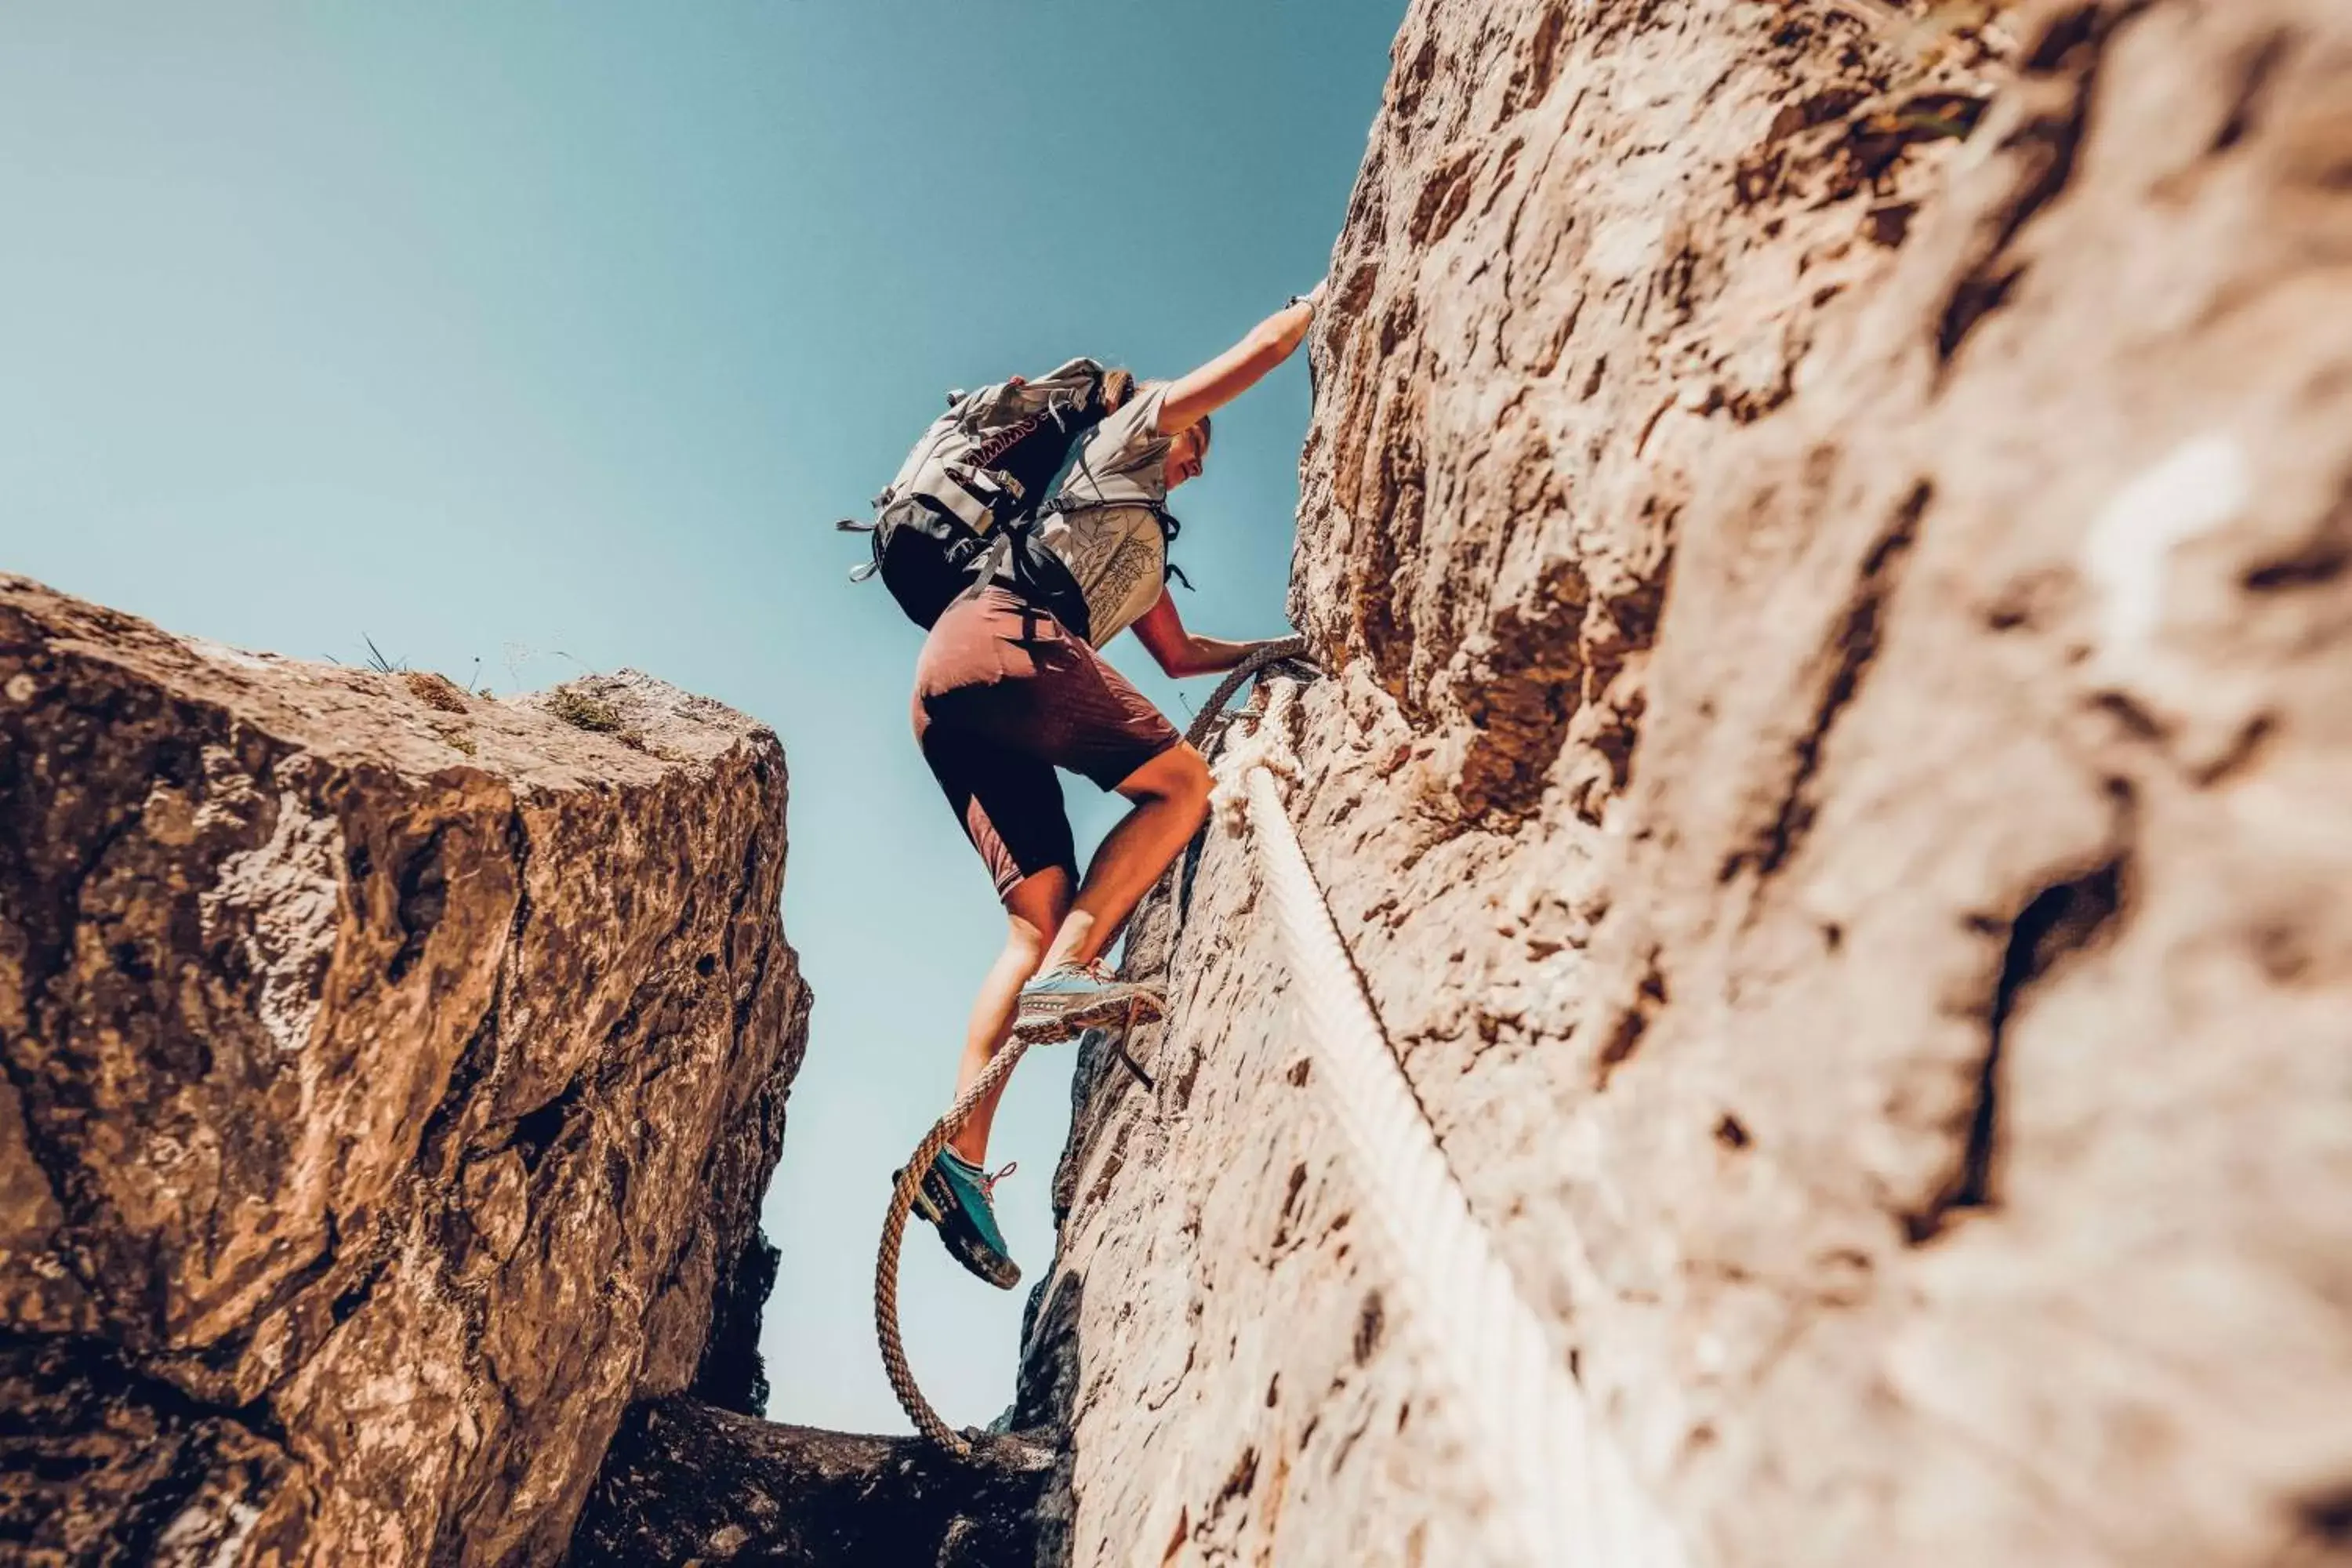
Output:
[1031,385,1174,647]
[1054,383,1172,514]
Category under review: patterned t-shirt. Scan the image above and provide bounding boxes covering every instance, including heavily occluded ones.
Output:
[1029,385,1174,647]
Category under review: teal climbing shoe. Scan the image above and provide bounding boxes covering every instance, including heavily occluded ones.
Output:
[1014,960,1167,1045]
[902,1148,1022,1290]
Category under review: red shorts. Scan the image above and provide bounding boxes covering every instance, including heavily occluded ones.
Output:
[912,587,1181,902]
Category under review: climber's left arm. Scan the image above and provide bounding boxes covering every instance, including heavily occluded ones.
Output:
[1158,281,1324,435]
[1130,590,1279,678]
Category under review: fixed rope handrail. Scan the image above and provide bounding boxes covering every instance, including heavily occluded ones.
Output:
[878,637,1681,1565]
[1183,635,1311,750]
[1237,699,1686,1566]
[874,636,1312,1457]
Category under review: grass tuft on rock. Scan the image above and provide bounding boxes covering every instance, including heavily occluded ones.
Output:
[549,687,624,734]
[404,670,470,713]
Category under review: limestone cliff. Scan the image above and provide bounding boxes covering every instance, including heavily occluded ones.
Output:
[0,576,811,1566]
[1021,2,2352,1565]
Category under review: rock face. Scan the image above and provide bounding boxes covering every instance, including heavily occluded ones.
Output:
[1022,3,2352,1566]
[0,576,811,1566]
[569,1399,1049,1568]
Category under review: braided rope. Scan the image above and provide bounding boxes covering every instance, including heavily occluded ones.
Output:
[880,636,1681,1559]
[1238,689,1685,1568]
[876,635,1312,1456]
[1184,636,1311,750]
[874,1027,1048,1455]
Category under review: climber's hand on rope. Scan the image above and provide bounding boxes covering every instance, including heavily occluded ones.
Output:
[1131,591,1272,679]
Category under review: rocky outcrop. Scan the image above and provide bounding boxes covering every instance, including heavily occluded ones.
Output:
[0,576,810,1566]
[1023,2,2352,1566]
[569,1399,1049,1567]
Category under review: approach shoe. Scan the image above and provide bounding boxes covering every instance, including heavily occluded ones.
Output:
[1014,960,1167,1045]
[901,1148,1022,1290]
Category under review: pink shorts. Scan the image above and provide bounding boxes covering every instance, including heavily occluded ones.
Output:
[911,588,1181,901]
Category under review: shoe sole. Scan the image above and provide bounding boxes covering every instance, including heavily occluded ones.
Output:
[929,1207,1019,1288]
[1014,991,1167,1044]
[957,1245,1022,1290]
[898,1166,1021,1290]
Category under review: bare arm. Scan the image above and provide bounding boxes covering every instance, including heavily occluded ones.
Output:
[1158,284,1323,435]
[1129,590,1281,679]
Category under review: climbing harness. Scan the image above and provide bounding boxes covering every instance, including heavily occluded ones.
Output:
[873,638,1310,1457]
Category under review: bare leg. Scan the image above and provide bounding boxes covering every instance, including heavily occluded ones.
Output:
[949,867,1071,1165]
[1040,743,1212,972]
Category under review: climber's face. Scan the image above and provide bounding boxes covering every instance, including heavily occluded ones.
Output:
[1162,422,1210,491]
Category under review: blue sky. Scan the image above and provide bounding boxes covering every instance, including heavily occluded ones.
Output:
[0,2,1403,1432]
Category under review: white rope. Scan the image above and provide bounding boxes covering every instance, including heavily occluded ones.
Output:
[1237,703,1686,1568]
[880,644,1686,1563]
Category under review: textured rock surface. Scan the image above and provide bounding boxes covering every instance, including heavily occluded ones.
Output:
[1022,2,2352,1565]
[0,576,811,1566]
[570,1397,1049,1567]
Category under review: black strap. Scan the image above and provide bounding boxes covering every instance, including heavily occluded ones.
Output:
[962,530,1018,603]
[1154,508,1193,591]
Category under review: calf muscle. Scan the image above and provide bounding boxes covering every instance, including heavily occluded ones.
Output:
[950,869,1070,1163]
[1044,745,1211,972]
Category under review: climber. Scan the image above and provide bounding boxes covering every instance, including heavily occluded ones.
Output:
[902,284,1325,1289]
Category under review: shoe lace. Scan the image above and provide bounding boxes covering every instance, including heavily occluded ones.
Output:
[1074,958,1116,984]
[980,1160,1018,1199]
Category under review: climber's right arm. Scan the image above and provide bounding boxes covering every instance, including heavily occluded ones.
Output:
[1158,283,1323,435]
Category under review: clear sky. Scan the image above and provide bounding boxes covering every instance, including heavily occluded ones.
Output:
[1,2,1404,1432]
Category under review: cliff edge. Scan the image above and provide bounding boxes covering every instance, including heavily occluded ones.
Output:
[0,575,811,1566]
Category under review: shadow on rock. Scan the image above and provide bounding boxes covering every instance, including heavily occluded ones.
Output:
[568,1396,1051,1568]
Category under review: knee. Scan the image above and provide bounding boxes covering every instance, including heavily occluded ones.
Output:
[1005,869,1073,956]
[1164,744,1212,820]
[1119,742,1213,823]
[1007,915,1056,961]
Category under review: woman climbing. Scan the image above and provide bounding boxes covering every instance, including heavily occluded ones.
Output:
[904,285,1324,1288]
